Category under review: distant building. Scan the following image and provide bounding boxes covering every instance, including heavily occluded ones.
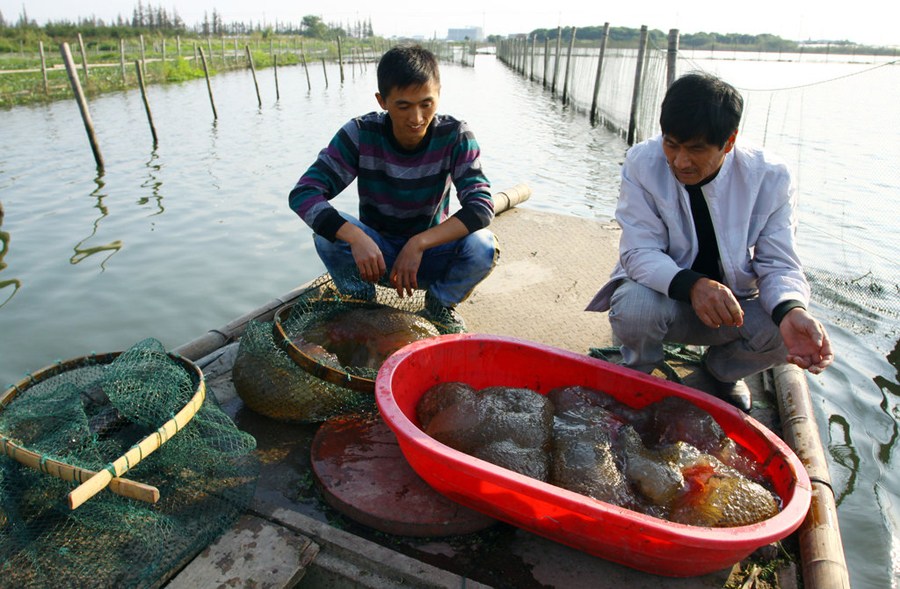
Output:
[447,27,484,42]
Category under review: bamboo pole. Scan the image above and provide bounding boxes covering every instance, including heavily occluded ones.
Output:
[590,23,610,126]
[77,33,89,83]
[627,25,649,146]
[119,38,126,84]
[135,60,158,144]
[198,46,218,120]
[529,34,536,81]
[543,38,550,88]
[562,27,577,105]
[773,365,851,589]
[39,41,48,95]
[301,51,312,91]
[60,42,103,170]
[321,57,329,87]
[245,45,262,108]
[139,34,146,75]
[551,27,562,95]
[337,36,345,83]
[666,29,679,88]
[274,54,280,101]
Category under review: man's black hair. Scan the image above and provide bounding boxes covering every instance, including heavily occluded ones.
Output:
[659,72,743,148]
[377,44,440,98]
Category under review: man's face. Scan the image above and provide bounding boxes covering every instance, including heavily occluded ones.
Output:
[662,132,736,185]
[376,80,440,150]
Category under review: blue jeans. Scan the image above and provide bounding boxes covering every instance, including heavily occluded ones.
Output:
[608,278,788,382]
[313,215,499,307]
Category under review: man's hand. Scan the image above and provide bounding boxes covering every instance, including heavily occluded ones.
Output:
[336,223,386,283]
[390,236,425,297]
[779,307,834,374]
[690,278,745,328]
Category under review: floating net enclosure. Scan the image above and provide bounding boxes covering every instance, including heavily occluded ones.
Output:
[233,273,465,423]
[0,338,259,588]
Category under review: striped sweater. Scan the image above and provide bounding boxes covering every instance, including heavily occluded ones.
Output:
[289,111,494,241]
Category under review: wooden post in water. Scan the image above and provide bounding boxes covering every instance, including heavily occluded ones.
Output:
[529,34,536,81]
[139,34,146,75]
[135,60,158,145]
[562,26,577,105]
[551,27,562,95]
[666,29,679,88]
[301,52,311,91]
[274,54,280,101]
[60,42,103,170]
[221,35,226,68]
[198,47,218,120]
[119,39,126,84]
[627,25,649,146]
[590,23,610,126]
[321,58,329,87]
[176,35,181,57]
[245,45,262,108]
[543,38,550,88]
[39,41,49,95]
[77,33,89,83]
[162,38,166,66]
[337,37,345,83]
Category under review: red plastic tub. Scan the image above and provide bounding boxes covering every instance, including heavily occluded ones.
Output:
[375,334,811,577]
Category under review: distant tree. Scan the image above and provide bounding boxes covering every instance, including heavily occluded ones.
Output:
[0,10,6,28]
[301,15,329,38]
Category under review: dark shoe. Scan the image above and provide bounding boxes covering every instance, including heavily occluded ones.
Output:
[709,378,752,412]
[700,351,752,411]
[423,292,466,333]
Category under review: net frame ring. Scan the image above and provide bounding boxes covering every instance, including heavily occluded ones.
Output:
[0,350,206,509]
[272,302,377,393]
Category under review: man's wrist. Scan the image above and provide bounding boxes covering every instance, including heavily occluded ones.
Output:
[772,299,806,326]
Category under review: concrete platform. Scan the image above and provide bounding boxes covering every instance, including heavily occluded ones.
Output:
[167,206,832,588]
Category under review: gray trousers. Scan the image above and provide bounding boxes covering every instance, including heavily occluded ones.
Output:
[608,279,788,382]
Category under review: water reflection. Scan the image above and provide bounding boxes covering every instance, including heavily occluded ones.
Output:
[138,149,164,215]
[828,414,859,506]
[70,173,123,268]
[874,338,900,464]
[0,201,21,308]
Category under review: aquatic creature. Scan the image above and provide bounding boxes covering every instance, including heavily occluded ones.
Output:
[546,386,635,505]
[418,383,553,481]
[299,306,440,369]
[416,382,781,527]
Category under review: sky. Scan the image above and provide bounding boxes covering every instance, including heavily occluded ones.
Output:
[2,0,897,47]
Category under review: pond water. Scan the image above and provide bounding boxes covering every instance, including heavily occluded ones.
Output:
[0,53,897,588]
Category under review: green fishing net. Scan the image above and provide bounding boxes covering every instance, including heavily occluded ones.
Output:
[233,273,466,423]
[0,337,259,588]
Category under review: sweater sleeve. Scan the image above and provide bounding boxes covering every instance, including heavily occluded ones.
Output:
[288,120,360,240]
[450,121,493,233]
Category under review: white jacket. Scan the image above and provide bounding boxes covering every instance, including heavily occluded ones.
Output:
[587,135,810,315]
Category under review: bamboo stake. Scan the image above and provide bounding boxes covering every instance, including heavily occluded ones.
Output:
[562,26,577,105]
[198,46,218,120]
[666,29,680,88]
[119,38,126,84]
[39,41,48,95]
[321,58,329,87]
[77,33,89,83]
[245,45,262,108]
[139,34,146,75]
[135,60,158,144]
[337,36,345,83]
[60,42,103,170]
[551,27,562,95]
[274,54,280,101]
[301,52,311,91]
[627,25,649,146]
[590,23,610,126]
